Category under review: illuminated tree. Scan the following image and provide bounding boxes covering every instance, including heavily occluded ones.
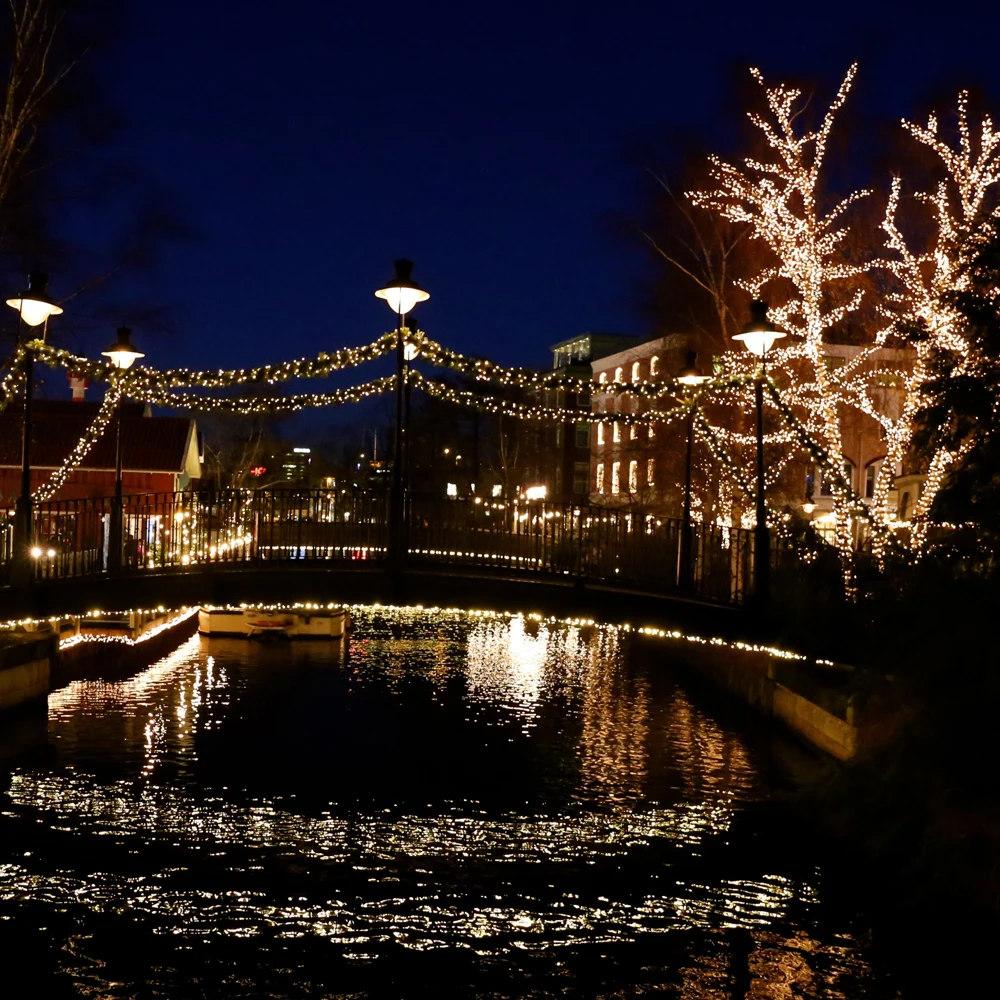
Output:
[686,68,1000,578]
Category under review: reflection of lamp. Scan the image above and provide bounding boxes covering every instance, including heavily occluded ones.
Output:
[734,301,786,612]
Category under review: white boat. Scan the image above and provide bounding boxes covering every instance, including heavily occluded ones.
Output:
[198,606,349,639]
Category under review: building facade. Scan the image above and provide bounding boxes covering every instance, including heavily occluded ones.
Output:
[589,335,916,535]
[0,400,202,505]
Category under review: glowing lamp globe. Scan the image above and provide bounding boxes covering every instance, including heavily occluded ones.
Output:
[6,272,63,327]
[677,351,711,387]
[403,342,420,362]
[733,300,786,357]
[101,327,145,370]
[375,259,430,316]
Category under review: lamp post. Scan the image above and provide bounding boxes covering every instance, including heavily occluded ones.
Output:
[733,300,786,610]
[677,351,711,593]
[375,260,429,568]
[101,328,145,572]
[5,273,63,581]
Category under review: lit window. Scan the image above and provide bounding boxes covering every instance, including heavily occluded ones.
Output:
[648,423,655,439]
[629,424,637,440]
[596,463,605,494]
[614,367,623,383]
[599,372,607,384]
[611,461,621,494]
[446,482,457,497]
[647,458,655,486]
[613,422,620,443]
[631,361,641,382]
[650,356,659,376]
[628,460,638,492]
[492,484,502,497]
[597,423,604,445]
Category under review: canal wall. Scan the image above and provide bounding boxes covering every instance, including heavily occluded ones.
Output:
[0,609,198,715]
[0,633,57,712]
[668,641,869,760]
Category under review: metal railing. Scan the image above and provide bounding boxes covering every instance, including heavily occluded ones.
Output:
[0,489,769,604]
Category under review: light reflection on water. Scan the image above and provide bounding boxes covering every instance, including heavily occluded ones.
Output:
[0,608,890,997]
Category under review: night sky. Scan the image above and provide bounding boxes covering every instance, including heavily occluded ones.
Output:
[39,0,1000,434]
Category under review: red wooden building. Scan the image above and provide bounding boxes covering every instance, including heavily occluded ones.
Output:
[0,400,202,506]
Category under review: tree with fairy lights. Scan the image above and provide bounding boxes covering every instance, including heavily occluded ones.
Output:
[681,66,1000,580]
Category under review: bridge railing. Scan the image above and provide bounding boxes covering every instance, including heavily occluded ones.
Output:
[2,488,765,604]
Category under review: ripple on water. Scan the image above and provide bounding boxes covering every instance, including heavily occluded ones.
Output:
[0,608,889,998]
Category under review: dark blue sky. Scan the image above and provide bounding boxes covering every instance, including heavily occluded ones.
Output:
[43,0,1000,432]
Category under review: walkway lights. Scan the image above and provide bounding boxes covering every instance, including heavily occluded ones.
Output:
[102,327,145,572]
[375,260,429,568]
[735,301,786,610]
[6,272,63,581]
[677,351,711,593]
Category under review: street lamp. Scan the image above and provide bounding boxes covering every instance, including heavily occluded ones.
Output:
[375,260,429,568]
[102,327,145,571]
[734,301,786,610]
[5,272,63,580]
[677,351,711,593]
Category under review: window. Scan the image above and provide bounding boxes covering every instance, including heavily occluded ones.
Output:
[898,490,910,520]
[647,458,655,486]
[865,463,878,499]
[575,423,591,449]
[648,424,655,439]
[631,361,641,382]
[611,461,621,494]
[629,424,637,440]
[599,372,607,384]
[821,461,854,496]
[596,463,605,493]
[555,426,561,446]
[573,461,589,495]
[650,356,659,376]
[596,422,604,446]
[613,422,620,443]
[628,460,638,492]
[614,366,623,383]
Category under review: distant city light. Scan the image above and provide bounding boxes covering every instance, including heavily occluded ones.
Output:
[293,447,311,454]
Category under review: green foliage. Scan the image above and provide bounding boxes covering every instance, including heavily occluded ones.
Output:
[916,219,1000,549]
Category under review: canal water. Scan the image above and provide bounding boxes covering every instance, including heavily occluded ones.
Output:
[0,608,903,998]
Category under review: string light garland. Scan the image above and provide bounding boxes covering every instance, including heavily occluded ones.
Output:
[30,332,397,390]
[129,374,397,414]
[32,384,121,502]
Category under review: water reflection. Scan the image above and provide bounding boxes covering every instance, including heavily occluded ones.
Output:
[0,608,890,997]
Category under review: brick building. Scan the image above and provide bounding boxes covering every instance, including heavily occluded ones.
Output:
[589,335,916,536]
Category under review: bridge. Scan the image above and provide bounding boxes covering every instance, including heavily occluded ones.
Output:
[1,488,787,636]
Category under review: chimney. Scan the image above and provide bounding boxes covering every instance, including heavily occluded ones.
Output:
[68,372,88,401]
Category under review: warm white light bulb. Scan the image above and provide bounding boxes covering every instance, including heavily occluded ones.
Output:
[375,286,429,315]
[732,330,786,357]
[7,296,63,327]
